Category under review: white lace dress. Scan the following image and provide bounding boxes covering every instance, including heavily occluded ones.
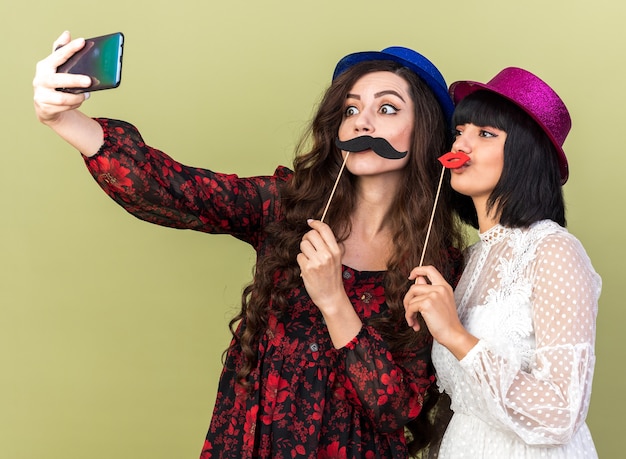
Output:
[432,220,601,458]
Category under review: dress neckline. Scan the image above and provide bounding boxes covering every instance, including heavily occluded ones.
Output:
[342,264,386,276]
[479,224,509,246]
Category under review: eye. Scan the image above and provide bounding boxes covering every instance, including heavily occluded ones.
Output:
[479,129,498,138]
[453,127,463,138]
[379,104,398,114]
[345,105,359,117]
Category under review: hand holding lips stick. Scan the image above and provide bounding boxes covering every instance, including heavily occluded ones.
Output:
[417,151,470,269]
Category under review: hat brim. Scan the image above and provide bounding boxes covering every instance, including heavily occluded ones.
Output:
[333,50,454,123]
[449,80,569,184]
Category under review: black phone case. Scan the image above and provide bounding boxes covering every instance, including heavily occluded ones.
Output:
[57,32,124,94]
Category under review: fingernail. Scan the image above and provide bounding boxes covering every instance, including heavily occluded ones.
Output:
[84,92,91,100]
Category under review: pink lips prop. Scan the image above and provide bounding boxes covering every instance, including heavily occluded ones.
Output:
[438,151,470,169]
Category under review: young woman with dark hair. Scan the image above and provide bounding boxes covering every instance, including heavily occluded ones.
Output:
[404,68,601,458]
[33,32,463,458]
[451,91,566,229]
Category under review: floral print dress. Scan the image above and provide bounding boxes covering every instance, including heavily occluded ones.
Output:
[83,118,442,459]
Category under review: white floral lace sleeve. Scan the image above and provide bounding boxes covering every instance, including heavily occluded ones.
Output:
[433,221,601,451]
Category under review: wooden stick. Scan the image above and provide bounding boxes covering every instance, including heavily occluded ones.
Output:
[418,165,446,267]
[320,152,350,223]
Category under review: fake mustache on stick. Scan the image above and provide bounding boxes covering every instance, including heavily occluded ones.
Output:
[320,135,408,222]
[335,136,408,159]
[320,136,407,222]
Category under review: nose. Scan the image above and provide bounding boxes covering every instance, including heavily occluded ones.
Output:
[452,131,471,154]
[354,110,374,134]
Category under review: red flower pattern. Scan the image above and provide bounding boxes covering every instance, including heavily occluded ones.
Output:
[88,155,133,191]
[354,283,385,318]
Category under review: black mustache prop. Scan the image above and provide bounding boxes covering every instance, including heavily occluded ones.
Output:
[335,136,408,160]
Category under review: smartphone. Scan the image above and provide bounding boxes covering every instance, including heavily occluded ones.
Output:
[57,32,124,93]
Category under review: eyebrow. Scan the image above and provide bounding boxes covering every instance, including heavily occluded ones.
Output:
[375,90,405,102]
[345,90,406,102]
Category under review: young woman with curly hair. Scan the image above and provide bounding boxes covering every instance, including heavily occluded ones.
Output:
[34,33,463,458]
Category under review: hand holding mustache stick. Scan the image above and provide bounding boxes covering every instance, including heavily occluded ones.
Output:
[320,136,408,223]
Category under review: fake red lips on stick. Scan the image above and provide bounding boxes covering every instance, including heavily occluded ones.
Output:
[438,151,470,169]
[417,151,471,268]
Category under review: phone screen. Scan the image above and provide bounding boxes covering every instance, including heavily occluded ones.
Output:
[57,32,124,93]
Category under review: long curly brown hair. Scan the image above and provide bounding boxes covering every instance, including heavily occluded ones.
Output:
[228,60,463,453]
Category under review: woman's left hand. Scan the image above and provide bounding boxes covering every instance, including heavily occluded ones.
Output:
[404,265,478,359]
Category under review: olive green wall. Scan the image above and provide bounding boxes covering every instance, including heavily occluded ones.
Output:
[1,0,622,457]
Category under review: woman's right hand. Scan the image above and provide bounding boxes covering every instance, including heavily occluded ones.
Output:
[33,31,105,156]
[33,31,92,126]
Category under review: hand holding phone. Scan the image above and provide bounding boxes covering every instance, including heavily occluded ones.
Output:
[57,32,124,93]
